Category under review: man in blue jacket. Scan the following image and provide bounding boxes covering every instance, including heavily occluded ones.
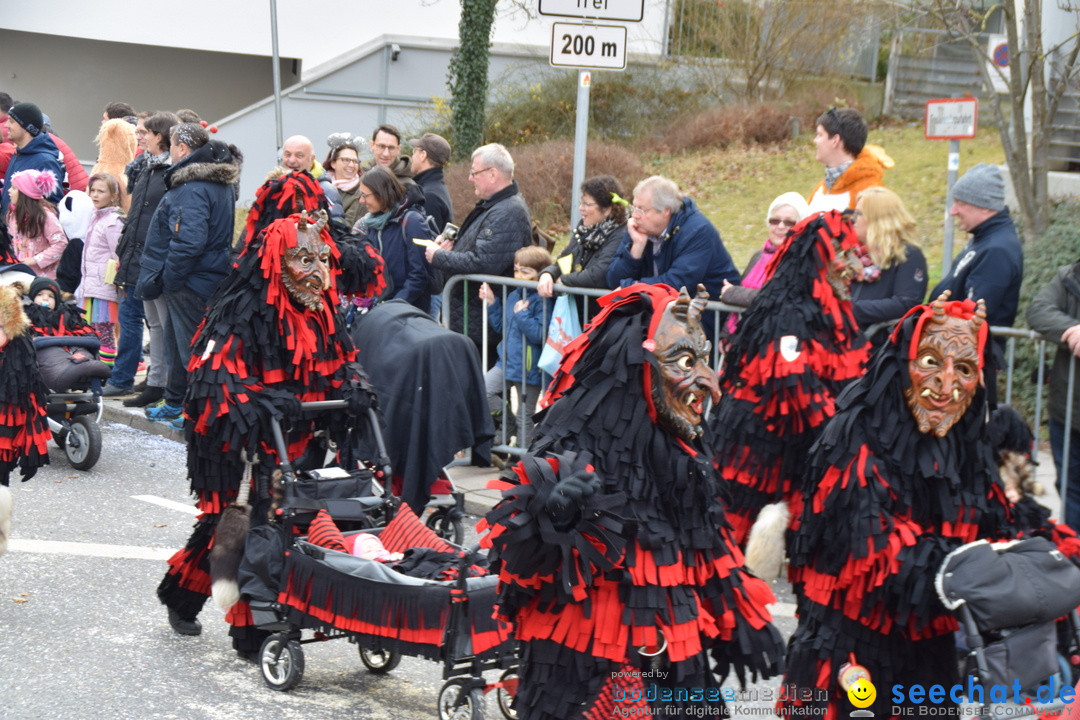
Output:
[606,175,739,298]
[138,123,242,424]
[2,102,64,216]
[929,162,1022,407]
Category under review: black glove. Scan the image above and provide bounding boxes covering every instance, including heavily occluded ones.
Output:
[544,470,600,530]
[342,375,378,417]
[253,388,302,422]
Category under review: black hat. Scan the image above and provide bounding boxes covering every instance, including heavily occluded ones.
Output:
[8,102,44,137]
[29,276,61,303]
[408,133,451,167]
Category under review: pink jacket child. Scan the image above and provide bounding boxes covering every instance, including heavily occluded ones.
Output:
[77,206,123,304]
[6,169,68,279]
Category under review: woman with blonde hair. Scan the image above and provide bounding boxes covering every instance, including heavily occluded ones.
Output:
[850,186,928,341]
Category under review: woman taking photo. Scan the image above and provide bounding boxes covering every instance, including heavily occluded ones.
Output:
[322,133,365,228]
[536,175,627,317]
[849,186,928,344]
[354,165,432,310]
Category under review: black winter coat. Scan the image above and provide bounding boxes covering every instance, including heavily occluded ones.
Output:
[412,166,454,234]
[115,154,170,290]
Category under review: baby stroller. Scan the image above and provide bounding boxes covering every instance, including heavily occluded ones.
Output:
[937,536,1080,717]
[0,264,106,470]
[238,399,519,720]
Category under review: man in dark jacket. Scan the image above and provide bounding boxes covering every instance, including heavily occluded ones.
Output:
[138,123,242,423]
[2,102,64,215]
[408,133,454,233]
[1027,264,1080,529]
[103,112,180,405]
[425,142,531,362]
[606,174,739,301]
[929,163,1022,407]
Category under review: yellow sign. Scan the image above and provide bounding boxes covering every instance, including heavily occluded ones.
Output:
[847,678,876,709]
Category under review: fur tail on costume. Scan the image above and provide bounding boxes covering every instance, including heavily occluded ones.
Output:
[0,485,12,558]
[210,478,251,610]
[744,501,789,580]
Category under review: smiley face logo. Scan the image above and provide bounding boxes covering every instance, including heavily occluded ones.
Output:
[847,677,876,709]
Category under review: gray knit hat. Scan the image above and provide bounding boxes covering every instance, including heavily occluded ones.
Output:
[951,163,1005,211]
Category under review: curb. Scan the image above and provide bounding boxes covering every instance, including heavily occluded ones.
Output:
[100,397,185,443]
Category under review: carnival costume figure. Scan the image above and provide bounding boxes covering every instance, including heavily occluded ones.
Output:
[481,283,784,720]
[156,209,384,654]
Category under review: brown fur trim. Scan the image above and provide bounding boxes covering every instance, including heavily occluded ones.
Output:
[0,285,30,341]
[170,160,240,189]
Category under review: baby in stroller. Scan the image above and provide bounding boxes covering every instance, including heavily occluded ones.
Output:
[23,276,112,392]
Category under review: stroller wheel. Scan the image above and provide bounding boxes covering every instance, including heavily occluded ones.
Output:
[259,634,304,691]
[438,679,486,720]
[496,669,519,720]
[426,506,465,546]
[64,416,102,471]
[358,645,402,674]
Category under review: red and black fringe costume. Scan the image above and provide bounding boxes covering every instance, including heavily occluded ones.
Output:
[156,212,384,652]
[781,300,1015,719]
[0,286,50,486]
[25,302,98,338]
[711,211,869,545]
[481,284,784,720]
[236,169,328,251]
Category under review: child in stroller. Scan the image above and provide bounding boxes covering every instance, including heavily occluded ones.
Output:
[23,276,109,470]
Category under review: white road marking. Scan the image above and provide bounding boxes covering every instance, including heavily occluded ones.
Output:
[8,538,173,560]
[131,494,199,516]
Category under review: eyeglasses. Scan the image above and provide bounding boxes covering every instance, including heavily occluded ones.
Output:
[337,157,360,166]
[631,205,654,216]
[468,167,494,178]
[767,217,797,227]
[357,190,372,199]
[373,143,399,153]
[850,210,864,219]
[579,201,599,208]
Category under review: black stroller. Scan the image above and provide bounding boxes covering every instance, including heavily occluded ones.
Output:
[937,536,1080,717]
[34,334,107,470]
[238,400,519,720]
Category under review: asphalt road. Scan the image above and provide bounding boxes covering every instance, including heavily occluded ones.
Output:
[0,420,797,720]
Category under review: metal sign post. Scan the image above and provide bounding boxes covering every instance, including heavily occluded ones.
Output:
[925,98,978,276]
[542,1,640,230]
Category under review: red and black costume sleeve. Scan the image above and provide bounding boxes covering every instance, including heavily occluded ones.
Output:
[0,331,50,486]
[157,213,383,644]
[780,304,1014,719]
[481,285,784,720]
[710,211,869,545]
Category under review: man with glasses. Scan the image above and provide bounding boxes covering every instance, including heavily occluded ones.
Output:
[425,142,531,362]
[605,175,739,321]
[806,107,891,213]
[364,124,414,184]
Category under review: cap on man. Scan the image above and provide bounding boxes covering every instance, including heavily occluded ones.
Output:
[806,107,892,213]
[408,133,454,233]
[2,102,64,213]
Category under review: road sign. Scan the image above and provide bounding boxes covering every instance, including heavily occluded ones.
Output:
[539,0,644,22]
[550,22,627,71]
[925,98,978,140]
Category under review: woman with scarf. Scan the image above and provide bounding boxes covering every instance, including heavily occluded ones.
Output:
[321,132,366,228]
[353,165,432,310]
[536,175,627,320]
[849,186,927,346]
[719,191,808,337]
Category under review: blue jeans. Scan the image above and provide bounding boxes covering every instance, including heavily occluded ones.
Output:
[162,286,209,405]
[1050,418,1080,530]
[109,289,146,389]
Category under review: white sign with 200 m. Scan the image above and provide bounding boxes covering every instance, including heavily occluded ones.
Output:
[550,22,627,70]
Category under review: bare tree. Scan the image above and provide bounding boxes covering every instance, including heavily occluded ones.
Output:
[912,0,1080,241]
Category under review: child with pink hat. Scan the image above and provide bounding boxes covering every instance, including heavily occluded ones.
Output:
[6,169,68,279]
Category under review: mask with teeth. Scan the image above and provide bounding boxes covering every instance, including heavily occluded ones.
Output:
[281,211,331,312]
[903,294,985,436]
[648,286,721,441]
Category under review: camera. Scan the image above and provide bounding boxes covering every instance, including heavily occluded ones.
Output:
[442,223,459,242]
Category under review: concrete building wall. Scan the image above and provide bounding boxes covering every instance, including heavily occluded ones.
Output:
[0,29,299,165]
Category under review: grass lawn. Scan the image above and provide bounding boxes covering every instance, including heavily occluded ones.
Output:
[647,122,1005,290]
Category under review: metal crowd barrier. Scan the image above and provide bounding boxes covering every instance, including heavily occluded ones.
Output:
[437,274,1075,525]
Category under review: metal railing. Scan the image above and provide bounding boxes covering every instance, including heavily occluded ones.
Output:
[437,274,1076,524]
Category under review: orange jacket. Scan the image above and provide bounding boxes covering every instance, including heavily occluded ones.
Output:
[807,145,893,213]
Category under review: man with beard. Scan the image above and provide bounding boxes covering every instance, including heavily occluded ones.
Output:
[481,284,784,720]
[156,209,384,658]
[779,293,1016,719]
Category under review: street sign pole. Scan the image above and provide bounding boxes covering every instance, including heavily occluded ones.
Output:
[570,70,591,229]
[943,139,960,276]
[925,97,978,278]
